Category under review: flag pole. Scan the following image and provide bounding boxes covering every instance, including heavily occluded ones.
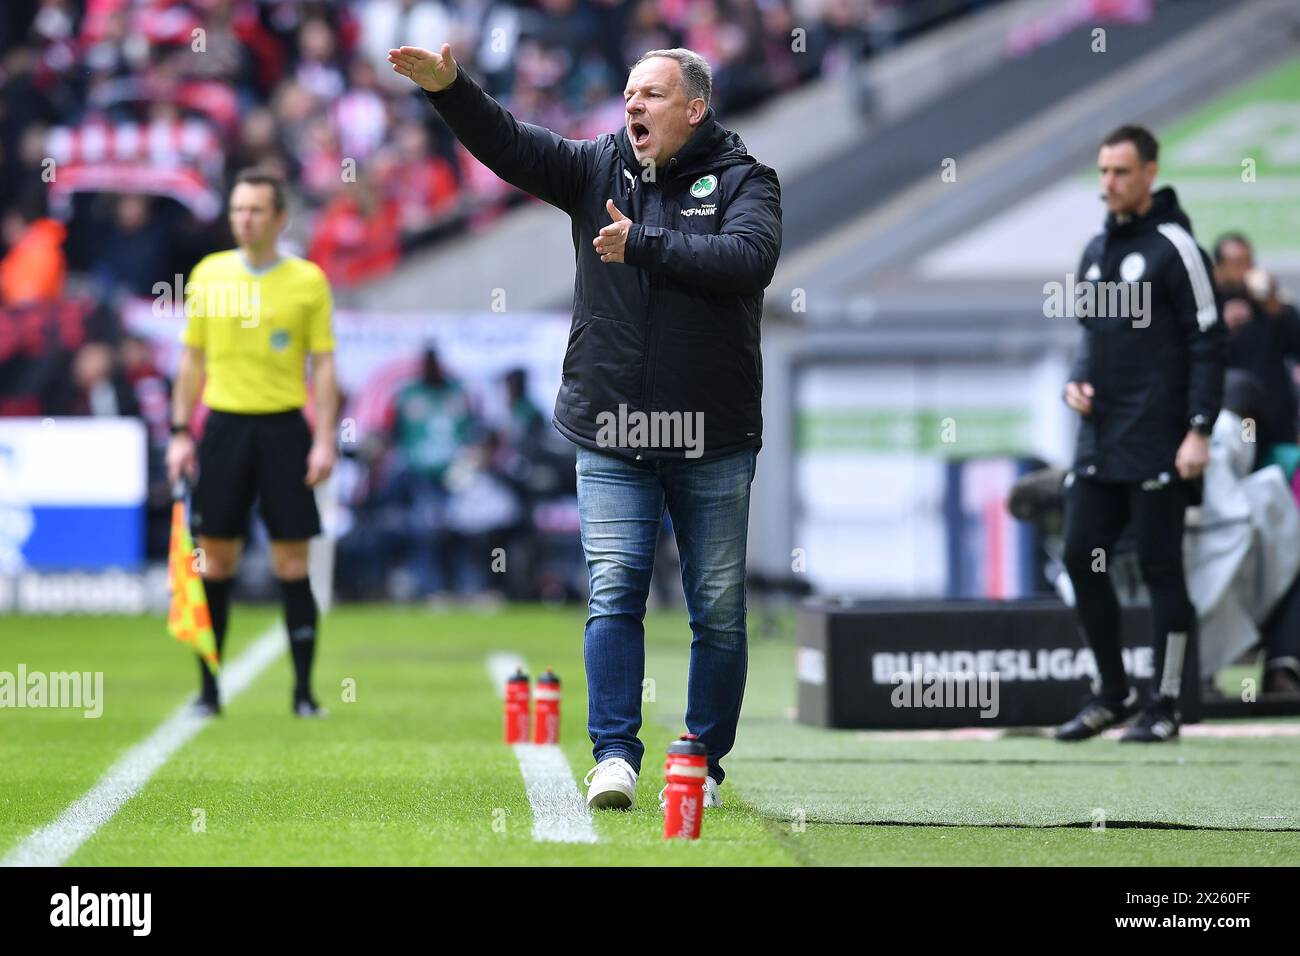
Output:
[167,474,220,672]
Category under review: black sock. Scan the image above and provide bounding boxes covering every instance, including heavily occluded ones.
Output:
[199,578,232,703]
[280,577,318,703]
[1101,685,1132,707]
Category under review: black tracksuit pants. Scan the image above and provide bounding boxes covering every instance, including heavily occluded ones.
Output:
[1062,472,1196,706]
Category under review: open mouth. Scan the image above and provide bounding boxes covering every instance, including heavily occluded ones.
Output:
[630,122,650,149]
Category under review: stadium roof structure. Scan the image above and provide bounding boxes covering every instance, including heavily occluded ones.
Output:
[772,0,1300,332]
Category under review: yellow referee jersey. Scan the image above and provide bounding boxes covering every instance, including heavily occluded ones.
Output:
[180,250,335,414]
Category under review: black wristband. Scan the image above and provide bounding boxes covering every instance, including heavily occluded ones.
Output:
[171,423,191,436]
[1189,415,1213,437]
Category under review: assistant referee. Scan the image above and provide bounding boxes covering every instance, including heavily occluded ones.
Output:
[165,169,338,718]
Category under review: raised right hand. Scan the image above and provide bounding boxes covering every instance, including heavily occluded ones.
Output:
[1064,381,1094,416]
[387,43,458,93]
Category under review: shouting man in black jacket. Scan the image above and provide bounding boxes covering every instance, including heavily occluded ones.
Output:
[388,43,782,805]
[1056,125,1226,744]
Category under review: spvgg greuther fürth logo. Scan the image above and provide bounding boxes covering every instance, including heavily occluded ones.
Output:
[690,175,716,199]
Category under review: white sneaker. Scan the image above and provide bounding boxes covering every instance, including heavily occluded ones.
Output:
[584,757,638,810]
[658,775,722,809]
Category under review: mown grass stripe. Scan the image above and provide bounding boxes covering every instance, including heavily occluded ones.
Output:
[1,627,283,868]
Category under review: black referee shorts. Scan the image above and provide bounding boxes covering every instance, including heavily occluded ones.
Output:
[192,409,321,541]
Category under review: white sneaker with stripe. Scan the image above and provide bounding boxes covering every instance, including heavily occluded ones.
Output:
[584,757,638,810]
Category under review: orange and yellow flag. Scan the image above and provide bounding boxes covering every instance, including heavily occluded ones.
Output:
[167,500,219,671]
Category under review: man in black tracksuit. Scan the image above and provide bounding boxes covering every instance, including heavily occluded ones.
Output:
[1212,232,1300,452]
[1057,125,1226,743]
[388,43,781,805]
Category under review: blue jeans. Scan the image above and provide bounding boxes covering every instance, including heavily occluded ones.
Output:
[576,444,757,783]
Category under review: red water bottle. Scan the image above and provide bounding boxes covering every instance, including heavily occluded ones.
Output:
[533,668,561,744]
[663,734,708,840]
[504,668,530,744]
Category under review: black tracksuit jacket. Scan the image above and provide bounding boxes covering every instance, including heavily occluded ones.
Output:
[1222,290,1300,447]
[1069,187,1227,482]
[423,67,783,462]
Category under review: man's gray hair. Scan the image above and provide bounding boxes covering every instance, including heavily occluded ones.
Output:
[633,48,712,108]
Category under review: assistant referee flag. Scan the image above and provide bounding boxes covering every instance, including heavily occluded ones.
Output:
[167,496,219,671]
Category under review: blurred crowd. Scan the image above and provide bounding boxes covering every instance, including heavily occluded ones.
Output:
[0,0,931,298]
[331,349,586,602]
[1212,232,1300,456]
[0,293,589,600]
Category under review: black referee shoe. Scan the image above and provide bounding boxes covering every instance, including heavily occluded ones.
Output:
[1120,698,1180,742]
[1054,689,1139,741]
[293,697,328,719]
[189,696,221,719]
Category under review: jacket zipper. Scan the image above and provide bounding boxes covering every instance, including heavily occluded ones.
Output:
[1092,236,1111,477]
[637,160,676,457]
[639,273,658,458]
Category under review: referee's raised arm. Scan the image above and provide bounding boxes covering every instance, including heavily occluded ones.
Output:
[387,43,593,213]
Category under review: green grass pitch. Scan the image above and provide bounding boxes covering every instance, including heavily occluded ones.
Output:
[1,605,1296,865]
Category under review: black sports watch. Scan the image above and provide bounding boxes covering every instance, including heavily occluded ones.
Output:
[1189,414,1213,438]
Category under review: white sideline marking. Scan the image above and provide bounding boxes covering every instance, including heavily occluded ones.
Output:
[512,744,599,844]
[486,653,598,844]
[2,627,284,868]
